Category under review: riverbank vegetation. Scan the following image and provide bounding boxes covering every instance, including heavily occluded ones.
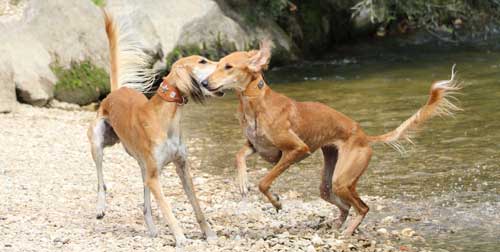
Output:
[230,0,500,56]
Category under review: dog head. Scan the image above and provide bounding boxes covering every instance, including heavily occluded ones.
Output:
[201,41,271,95]
[168,55,218,103]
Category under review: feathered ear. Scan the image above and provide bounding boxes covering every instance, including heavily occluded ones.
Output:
[172,65,205,104]
[248,40,272,72]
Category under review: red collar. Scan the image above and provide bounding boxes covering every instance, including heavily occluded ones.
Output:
[156,80,187,105]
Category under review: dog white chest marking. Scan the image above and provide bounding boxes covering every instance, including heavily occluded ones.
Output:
[154,112,186,168]
[154,134,186,169]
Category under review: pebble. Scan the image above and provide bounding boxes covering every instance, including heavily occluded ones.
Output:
[306,244,316,252]
[401,228,416,237]
[381,216,396,224]
[376,228,389,236]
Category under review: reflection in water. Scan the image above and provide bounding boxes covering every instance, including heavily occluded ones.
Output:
[182,43,500,251]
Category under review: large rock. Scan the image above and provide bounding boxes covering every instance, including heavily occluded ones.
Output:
[106,0,219,56]
[0,0,108,108]
[0,55,16,113]
[106,0,296,65]
[0,0,296,108]
[177,2,297,64]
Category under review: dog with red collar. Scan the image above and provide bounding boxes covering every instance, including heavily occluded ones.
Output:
[87,11,217,246]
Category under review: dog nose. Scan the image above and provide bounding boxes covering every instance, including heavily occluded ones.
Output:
[201,79,209,88]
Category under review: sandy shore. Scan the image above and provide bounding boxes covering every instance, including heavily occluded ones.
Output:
[0,104,433,251]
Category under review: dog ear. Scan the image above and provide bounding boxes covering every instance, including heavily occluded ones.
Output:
[173,65,205,103]
[248,40,272,72]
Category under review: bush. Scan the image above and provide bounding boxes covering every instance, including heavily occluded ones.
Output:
[352,0,500,35]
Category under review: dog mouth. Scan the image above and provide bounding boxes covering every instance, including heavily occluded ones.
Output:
[207,85,225,97]
[213,91,225,97]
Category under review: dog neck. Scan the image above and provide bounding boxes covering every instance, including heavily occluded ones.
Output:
[242,75,267,97]
[147,75,187,130]
[156,78,187,105]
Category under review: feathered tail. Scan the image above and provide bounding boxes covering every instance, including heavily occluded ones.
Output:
[367,65,462,152]
[102,9,158,93]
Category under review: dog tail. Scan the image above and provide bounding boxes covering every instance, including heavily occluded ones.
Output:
[102,9,157,93]
[367,65,462,153]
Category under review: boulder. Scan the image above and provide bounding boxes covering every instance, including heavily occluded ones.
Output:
[0,0,297,107]
[0,0,108,107]
[0,56,16,113]
[106,0,218,55]
[106,0,296,65]
[177,2,297,64]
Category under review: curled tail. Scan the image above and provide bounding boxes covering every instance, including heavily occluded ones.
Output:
[367,65,462,152]
[102,9,158,93]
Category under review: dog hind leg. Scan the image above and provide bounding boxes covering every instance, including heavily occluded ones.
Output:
[333,145,372,236]
[88,118,108,219]
[319,146,351,229]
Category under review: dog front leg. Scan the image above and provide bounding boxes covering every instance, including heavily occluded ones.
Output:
[144,160,186,247]
[174,157,217,241]
[139,162,158,237]
[235,142,256,198]
[258,130,310,211]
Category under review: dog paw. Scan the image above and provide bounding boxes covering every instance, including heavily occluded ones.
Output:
[205,229,217,243]
[147,227,159,238]
[273,193,281,202]
[239,183,249,198]
[341,229,354,237]
[175,235,188,248]
[274,204,282,213]
[96,209,105,219]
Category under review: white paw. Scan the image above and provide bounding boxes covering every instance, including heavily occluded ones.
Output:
[238,179,250,198]
[96,205,106,219]
[175,235,188,248]
[206,230,217,243]
[147,227,158,238]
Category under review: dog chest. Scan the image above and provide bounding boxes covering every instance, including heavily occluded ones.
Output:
[154,135,186,168]
[244,121,281,163]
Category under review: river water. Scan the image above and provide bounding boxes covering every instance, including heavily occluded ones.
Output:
[182,40,499,251]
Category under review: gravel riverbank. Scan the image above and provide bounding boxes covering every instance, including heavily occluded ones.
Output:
[1,104,434,251]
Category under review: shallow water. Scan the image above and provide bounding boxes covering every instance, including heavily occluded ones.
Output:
[183,41,500,251]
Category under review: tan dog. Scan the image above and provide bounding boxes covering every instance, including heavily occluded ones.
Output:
[201,42,461,235]
[87,11,217,246]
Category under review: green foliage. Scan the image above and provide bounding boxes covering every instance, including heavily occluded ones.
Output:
[91,0,105,7]
[258,0,288,20]
[352,0,500,32]
[52,61,109,105]
[233,0,288,24]
[165,33,238,70]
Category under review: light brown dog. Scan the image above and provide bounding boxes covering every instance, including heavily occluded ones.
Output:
[87,11,217,246]
[201,42,461,235]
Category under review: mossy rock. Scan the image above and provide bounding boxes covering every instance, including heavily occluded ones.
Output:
[165,37,238,71]
[166,38,291,70]
[52,61,109,105]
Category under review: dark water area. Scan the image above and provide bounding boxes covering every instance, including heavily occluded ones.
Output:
[183,40,500,251]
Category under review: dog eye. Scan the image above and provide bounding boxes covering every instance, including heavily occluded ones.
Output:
[198,59,207,64]
[224,64,233,70]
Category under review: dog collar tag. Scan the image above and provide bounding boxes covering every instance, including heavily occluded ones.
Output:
[258,80,264,89]
[162,85,169,93]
